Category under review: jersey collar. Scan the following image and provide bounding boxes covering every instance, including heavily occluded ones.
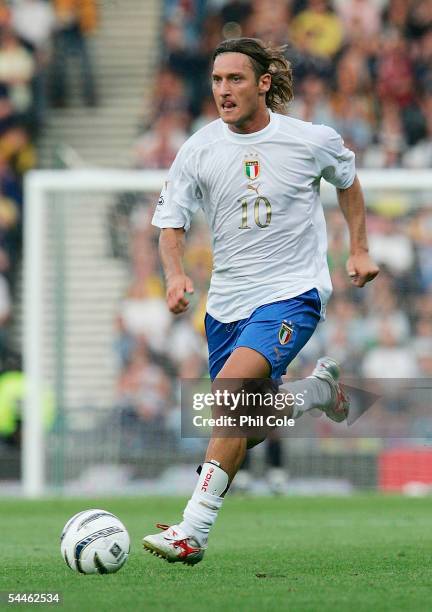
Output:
[222,110,280,144]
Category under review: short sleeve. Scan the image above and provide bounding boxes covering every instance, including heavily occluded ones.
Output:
[315,126,356,189]
[151,146,202,232]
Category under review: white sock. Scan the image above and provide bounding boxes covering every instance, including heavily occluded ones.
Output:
[179,460,228,545]
[279,377,332,418]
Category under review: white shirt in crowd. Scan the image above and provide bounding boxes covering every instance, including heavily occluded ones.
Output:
[152,111,356,323]
[11,0,56,49]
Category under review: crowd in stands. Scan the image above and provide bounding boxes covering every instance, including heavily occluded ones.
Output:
[0,0,98,378]
[135,0,432,169]
[114,0,432,444]
[0,1,98,453]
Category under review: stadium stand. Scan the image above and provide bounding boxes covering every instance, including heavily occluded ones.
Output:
[0,0,39,371]
[2,0,432,492]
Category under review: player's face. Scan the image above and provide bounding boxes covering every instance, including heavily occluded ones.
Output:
[212,52,271,133]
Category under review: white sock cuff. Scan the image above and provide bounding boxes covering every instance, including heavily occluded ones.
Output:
[184,491,223,519]
[197,461,229,497]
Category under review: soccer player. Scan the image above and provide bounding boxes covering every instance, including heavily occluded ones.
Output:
[143,38,379,564]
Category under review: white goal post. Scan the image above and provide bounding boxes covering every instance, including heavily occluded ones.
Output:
[22,168,432,498]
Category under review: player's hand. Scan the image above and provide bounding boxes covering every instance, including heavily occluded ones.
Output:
[166,274,194,314]
[346,252,379,287]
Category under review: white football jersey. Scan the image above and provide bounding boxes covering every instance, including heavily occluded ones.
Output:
[152,111,356,323]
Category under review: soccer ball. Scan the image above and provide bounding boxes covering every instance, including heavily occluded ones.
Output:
[60,509,130,574]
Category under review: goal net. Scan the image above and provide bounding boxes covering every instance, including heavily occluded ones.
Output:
[22,169,432,497]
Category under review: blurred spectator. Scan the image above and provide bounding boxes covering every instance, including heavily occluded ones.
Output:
[191,96,218,132]
[403,92,432,167]
[413,25,432,89]
[0,122,36,178]
[12,0,55,51]
[116,344,172,425]
[412,316,432,359]
[0,158,22,212]
[376,30,415,112]
[362,282,411,346]
[290,0,344,59]
[244,0,291,46]
[409,207,432,290]
[0,272,10,357]
[116,214,172,363]
[11,0,56,128]
[163,19,210,114]
[151,68,191,119]
[164,0,207,46]
[0,194,19,278]
[0,27,35,116]
[218,0,249,29]
[0,356,54,448]
[51,0,98,107]
[382,0,411,32]
[362,321,419,378]
[329,49,375,158]
[289,73,333,125]
[364,102,406,167]
[368,216,415,278]
[320,295,365,364]
[134,113,188,169]
[337,0,381,40]
[407,0,432,40]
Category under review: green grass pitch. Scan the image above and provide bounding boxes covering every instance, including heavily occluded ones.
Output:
[1,495,432,611]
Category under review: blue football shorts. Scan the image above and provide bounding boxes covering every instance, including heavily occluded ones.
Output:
[205,288,322,381]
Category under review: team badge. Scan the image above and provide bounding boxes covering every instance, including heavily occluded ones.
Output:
[244,159,260,180]
[278,321,293,345]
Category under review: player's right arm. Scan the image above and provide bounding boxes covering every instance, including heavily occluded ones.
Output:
[152,142,202,315]
[159,228,194,314]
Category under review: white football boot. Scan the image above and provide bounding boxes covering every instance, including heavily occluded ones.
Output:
[143,524,205,565]
[309,356,350,423]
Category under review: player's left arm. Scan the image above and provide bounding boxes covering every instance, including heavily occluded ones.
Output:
[337,176,379,287]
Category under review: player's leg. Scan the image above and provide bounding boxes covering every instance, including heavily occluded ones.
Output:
[143,291,349,563]
[142,311,269,564]
[279,356,349,422]
[175,348,270,545]
[142,346,270,564]
[204,345,270,481]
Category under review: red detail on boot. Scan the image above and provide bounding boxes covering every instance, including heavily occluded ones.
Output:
[172,538,201,559]
[155,523,200,558]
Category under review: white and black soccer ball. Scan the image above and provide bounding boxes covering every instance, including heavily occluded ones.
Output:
[60,509,130,574]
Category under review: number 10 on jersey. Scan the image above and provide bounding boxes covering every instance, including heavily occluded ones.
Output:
[239,196,272,229]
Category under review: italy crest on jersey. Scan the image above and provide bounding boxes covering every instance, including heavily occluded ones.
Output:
[278,321,293,345]
[244,159,260,180]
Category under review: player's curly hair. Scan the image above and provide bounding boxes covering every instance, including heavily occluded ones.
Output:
[213,38,294,112]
